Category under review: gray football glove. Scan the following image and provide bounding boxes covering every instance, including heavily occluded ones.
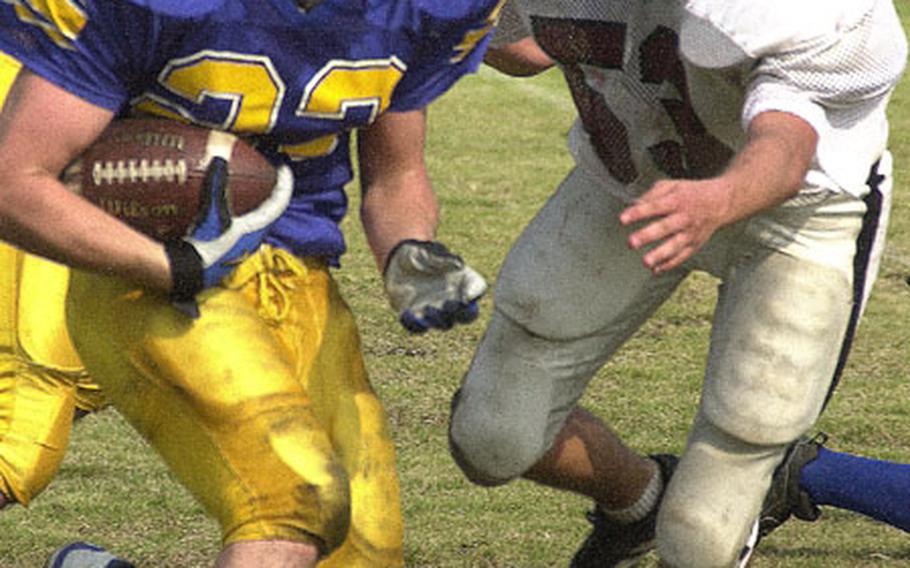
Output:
[384,240,487,333]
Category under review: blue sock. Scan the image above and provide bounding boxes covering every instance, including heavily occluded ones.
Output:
[801,447,910,532]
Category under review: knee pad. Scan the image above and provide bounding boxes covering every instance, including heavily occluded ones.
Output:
[448,387,545,486]
[701,252,851,446]
[213,407,355,555]
[449,312,603,485]
[657,414,786,567]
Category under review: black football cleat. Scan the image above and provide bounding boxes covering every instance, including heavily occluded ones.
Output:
[570,454,678,568]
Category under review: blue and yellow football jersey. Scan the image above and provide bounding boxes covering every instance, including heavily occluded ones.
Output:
[0,0,501,262]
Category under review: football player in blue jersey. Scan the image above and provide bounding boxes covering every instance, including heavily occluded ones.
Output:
[0,0,496,566]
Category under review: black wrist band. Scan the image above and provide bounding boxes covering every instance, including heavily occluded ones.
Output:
[164,240,204,302]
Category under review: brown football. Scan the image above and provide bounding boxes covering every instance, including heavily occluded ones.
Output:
[65,118,277,241]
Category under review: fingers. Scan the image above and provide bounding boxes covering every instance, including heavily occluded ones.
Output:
[452,300,480,324]
[640,233,697,274]
[625,211,679,250]
[618,182,677,227]
[399,310,430,333]
[191,157,231,239]
[625,214,701,274]
[619,184,708,274]
[384,240,486,333]
[399,299,481,334]
[620,200,667,229]
[461,266,488,300]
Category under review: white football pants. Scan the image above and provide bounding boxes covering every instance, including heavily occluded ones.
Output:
[450,154,891,566]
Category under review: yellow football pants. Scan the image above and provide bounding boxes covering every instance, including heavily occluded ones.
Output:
[0,243,104,506]
[67,245,404,566]
[0,51,105,507]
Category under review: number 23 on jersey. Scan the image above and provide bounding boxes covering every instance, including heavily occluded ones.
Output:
[132,52,408,160]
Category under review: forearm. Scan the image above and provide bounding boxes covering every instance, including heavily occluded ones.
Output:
[0,172,171,291]
[357,108,439,271]
[358,111,485,332]
[620,110,819,274]
[484,37,554,77]
[718,110,818,225]
[484,0,553,77]
[0,68,173,292]
[361,170,438,271]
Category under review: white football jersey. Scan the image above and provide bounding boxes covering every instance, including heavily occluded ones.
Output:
[506,0,906,199]
[681,0,874,67]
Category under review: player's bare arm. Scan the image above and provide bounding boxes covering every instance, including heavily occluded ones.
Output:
[483,0,553,78]
[359,107,486,333]
[484,37,555,77]
[0,69,172,292]
[358,108,438,271]
[620,110,818,274]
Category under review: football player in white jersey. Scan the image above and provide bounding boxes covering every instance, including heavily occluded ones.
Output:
[449,0,907,566]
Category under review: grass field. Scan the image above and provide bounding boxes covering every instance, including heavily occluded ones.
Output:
[4,8,910,568]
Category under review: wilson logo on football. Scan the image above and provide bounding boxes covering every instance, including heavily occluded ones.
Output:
[91,159,189,186]
[95,198,180,220]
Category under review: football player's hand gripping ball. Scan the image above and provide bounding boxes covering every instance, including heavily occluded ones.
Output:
[384,240,488,333]
[165,158,293,317]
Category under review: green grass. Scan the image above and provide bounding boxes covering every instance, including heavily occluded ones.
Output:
[4,10,910,566]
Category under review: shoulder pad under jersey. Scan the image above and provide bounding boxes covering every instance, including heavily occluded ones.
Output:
[681,0,874,68]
